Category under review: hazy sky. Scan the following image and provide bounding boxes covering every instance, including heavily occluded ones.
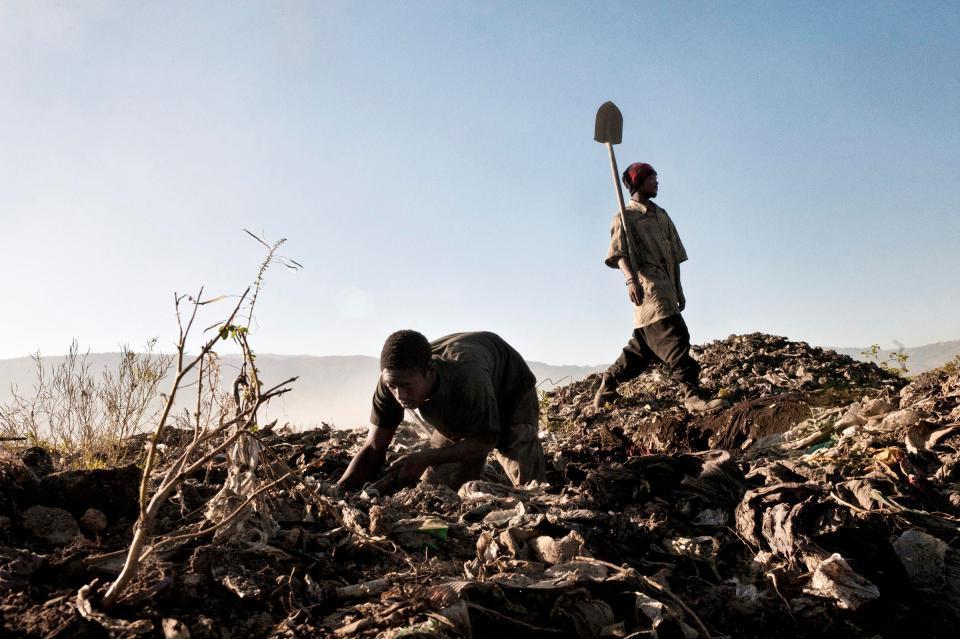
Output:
[2,1,958,364]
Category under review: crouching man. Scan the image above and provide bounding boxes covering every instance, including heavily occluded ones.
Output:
[337,330,546,491]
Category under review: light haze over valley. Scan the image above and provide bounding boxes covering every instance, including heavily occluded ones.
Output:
[2,339,956,430]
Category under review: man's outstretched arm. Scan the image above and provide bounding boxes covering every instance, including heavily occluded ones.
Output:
[338,424,395,491]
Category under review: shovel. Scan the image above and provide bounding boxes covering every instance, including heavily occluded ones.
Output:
[594,101,638,284]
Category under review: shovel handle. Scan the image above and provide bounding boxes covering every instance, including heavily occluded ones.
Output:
[605,142,638,281]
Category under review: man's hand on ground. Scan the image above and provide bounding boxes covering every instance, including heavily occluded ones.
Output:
[627,281,643,306]
[391,451,431,483]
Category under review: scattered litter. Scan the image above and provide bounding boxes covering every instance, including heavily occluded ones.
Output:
[2,334,960,636]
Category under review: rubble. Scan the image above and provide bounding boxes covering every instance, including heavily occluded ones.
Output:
[80,508,109,533]
[0,334,958,637]
[21,505,81,545]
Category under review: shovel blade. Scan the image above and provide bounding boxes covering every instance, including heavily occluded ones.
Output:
[594,101,623,144]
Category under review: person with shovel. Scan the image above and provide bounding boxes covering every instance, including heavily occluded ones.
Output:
[593,162,727,413]
[337,330,546,492]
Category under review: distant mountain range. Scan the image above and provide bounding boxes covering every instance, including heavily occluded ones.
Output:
[1,339,956,430]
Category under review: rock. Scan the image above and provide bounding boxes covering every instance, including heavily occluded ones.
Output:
[162,618,191,639]
[893,529,960,616]
[894,529,948,590]
[79,508,108,532]
[530,531,584,565]
[0,547,46,578]
[22,505,80,545]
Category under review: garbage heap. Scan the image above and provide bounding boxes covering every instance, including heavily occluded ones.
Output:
[1,334,959,638]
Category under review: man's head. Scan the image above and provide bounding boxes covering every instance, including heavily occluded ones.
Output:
[622,162,658,199]
[380,330,436,409]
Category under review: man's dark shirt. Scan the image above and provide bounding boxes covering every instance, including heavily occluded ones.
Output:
[370,332,537,442]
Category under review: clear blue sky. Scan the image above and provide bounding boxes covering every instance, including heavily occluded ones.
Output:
[2,1,958,364]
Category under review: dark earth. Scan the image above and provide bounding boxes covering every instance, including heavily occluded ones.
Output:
[2,333,960,638]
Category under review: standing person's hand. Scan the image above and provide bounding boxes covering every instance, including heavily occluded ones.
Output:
[626,279,643,306]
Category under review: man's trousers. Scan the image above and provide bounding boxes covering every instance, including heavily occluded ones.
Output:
[606,313,700,392]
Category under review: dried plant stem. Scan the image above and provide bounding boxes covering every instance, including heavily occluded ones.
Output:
[102,289,247,608]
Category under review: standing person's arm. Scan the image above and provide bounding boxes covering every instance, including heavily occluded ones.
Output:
[338,425,395,491]
[675,265,685,311]
[618,256,643,306]
[607,213,643,306]
[665,213,688,312]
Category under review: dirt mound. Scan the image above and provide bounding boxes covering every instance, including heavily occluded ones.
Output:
[543,333,905,455]
[0,334,957,638]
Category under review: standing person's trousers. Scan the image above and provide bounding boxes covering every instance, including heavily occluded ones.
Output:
[606,313,700,390]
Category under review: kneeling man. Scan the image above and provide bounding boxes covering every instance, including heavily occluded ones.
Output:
[337,330,546,491]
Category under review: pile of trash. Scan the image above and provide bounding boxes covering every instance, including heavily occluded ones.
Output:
[1,334,958,638]
[543,332,906,454]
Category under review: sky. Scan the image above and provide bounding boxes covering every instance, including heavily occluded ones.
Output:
[1,1,958,365]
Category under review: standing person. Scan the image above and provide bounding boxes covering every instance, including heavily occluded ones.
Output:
[338,330,546,491]
[594,162,727,413]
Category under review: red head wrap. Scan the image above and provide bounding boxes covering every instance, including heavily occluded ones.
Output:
[622,162,656,193]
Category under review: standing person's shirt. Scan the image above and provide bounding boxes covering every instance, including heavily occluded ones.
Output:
[605,200,688,328]
[370,332,537,444]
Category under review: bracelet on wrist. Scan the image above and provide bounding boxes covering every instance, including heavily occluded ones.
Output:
[625,278,636,285]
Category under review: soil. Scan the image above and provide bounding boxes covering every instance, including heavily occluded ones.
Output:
[2,333,959,638]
